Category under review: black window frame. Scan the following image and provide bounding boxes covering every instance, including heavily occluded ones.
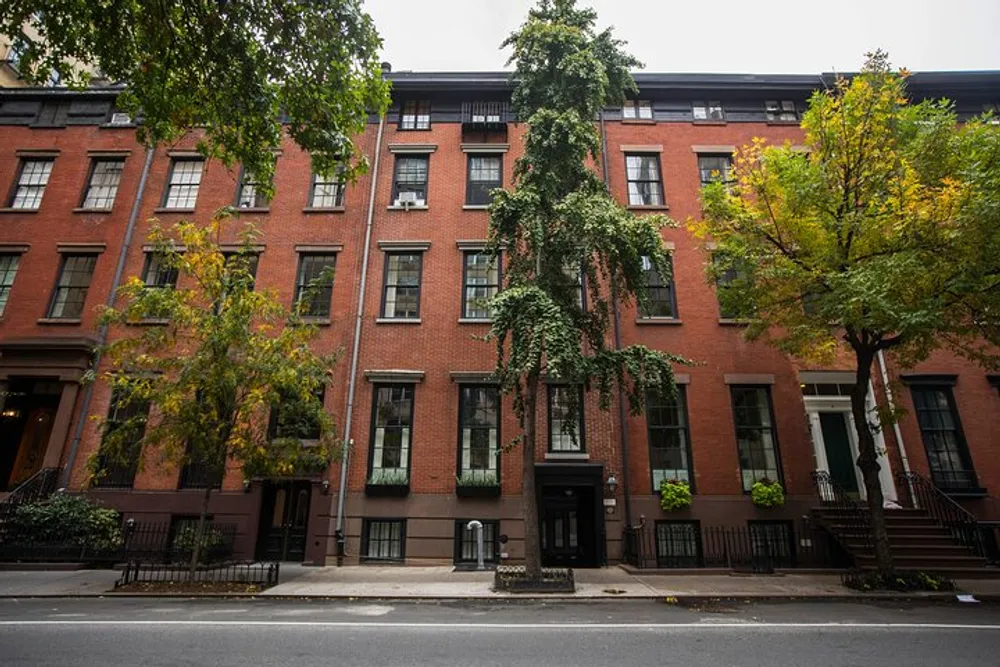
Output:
[80,157,125,210]
[361,518,407,563]
[142,252,179,289]
[910,384,978,490]
[765,100,799,123]
[456,384,500,483]
[730,385,782,491]
[547,384,585,453]
[294,253,337,319]
[235,167,269,209]
[47,253,98,320]
[697,154,734,187]
[92,388,150,489]
[713,251,745,320]
[0,252,21,317]
[748,520,796,568]
[381,252,423,319]
[367,384,415,484]
[309,171,345,209]
[465,153,503,205]
[639,254,677,319]
[268,386,326,442]
[391,155,430,206]
[8,157,54,210]
[454,519,500,565]
[646,386,694,491]
[161,158,204,209]
[692,100,725,123]
[399,100,431,130]
[221,250,260,290]
[624,153,664,207]
[654,520,702,568]
[461,250,501,320]
[178,443,225,490]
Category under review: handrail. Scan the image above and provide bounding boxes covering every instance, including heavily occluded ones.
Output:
[898,470,986,558]
[0,467,61,525]
[811,470,873,553]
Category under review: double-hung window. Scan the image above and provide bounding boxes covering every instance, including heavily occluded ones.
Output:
[81,159,125,209]
[457,386,499,484]
[548,385,584,453]
[93,389,149,489]
[625,154,664,206]
[713,252,745,319]
[48,254,97,319]
[731,386,780,490]
[647,387,692,489]
[765,100,798,123]
[236,169,268,209]
[462,251,499,320]
[466,155,502,205]
[622,100,653,120]
[269,388,325,441]
[698,155,734,187]
[310,172,344,208]
[0,254,21,316]
[9,159,53,209]
[391,156,429,206]
[295,254,336,319]
[692,101,724,122]
[399,100,431,130]
[382,253,422,319]
[910,385,977,490]
[362,519,406,562]
[369,385,413,484]
[639,255,676,319]
[143,253,178,289]
[162,159,204,209]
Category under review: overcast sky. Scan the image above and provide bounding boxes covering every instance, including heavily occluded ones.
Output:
[365,0,1000,74]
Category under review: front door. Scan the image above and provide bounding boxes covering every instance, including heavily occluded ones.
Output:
[256,481,311,561]
[540,486,597,567]
[819,412,859,494]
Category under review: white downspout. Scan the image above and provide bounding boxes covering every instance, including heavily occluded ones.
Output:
[878,349,915,507]
[333,112,386,561]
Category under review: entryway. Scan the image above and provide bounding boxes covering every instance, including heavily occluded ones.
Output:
[255,481,312,561]
[535,463,604,567]
[0,379,61,491]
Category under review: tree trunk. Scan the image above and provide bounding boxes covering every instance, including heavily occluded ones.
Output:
[522,372,542,579]
[851,346,894,579]
[188,486,212,580]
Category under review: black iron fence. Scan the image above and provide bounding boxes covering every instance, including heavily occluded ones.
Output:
[898,471,989,559]
[623,518,847,573]
[117,560,279,588]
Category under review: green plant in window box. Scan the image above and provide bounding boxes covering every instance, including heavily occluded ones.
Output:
[659,479,692,511]
[750,478,785,508]
[456,471,500,487]
[367,469,409,486]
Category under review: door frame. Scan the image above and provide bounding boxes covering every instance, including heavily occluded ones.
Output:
[805,393,897,503]
[254,479,313,562]
[534,463,605,567]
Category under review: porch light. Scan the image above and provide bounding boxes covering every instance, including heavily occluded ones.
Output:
[606,475,619,495]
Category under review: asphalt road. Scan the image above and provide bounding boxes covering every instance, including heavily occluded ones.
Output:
[1,598,999,667]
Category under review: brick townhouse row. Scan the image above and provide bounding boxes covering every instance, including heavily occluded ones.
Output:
[1,69,998,567]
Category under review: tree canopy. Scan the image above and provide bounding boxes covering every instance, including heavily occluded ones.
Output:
[1,1,390,195]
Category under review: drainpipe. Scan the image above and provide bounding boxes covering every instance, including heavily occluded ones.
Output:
[62,146,156,488]
[334,112,386,563]
[877,349,915,506]
[598,108,634,531]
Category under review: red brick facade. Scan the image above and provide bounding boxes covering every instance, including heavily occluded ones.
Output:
[1,71,998,566]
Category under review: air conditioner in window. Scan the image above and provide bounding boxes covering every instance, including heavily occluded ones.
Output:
[109,112,132,126]
[395,191,423,209]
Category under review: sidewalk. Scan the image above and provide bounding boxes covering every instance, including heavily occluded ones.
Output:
[2,564,998,600]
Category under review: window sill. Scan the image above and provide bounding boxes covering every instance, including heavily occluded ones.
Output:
[635,317,682,325]
[942,487,989,499]
[153,207,196,214]
[0,208,39,214]
[396,127,433,132]
[692,120,727,126]
[135,318,169,326]
[622,119,656,125]
[235,207,271,214]
[718,318,750,326]
[387,205,429,211]
[300,317,332,326]
[302,207,345,214]
[37,317,81,325]
[73,207,113,214]
[376,317,421,325]
[458,318,492,324]
[462,204,490,211]
[545,452,590,461]
[766,120,800,126]
[627,205,670,212]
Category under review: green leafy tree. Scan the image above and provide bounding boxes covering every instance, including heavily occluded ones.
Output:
[695,51,1000,578]
[91,215,339,573]
[1,1,390,193]
[488,0,686,579]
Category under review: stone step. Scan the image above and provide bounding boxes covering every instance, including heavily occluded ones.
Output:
[845,542,975,557]
[854,554,990,570]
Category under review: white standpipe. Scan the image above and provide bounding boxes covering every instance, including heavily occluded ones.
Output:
[466,520,485,570]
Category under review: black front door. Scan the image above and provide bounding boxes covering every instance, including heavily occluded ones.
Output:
[820,412,859,494]
[540,485,597,567]
[256,481,311,561]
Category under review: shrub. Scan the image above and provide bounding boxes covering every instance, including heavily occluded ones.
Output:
[842,570,956,592]
[750,478,785,508]
[8,493,123,551]
[169,522,229,562]
[659,479,693,511]
[456,471,500,487]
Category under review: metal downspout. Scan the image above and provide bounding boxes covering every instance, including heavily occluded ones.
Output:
[877,349,915,506]
[62,146,156,488]
[598,109,634,532]
[334,113,386,563]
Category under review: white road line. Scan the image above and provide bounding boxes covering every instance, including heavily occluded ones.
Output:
[0,621,998,630]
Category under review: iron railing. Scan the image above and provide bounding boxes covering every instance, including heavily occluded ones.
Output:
[0,467,60,526]
[811,470,873,558]
[460,101,510,127]
[117,560,279,588]
[898,470,989,560]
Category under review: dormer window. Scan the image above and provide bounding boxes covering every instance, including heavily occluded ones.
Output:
[400,100,431,130]
[693,101,725,122]
[623,100,653,121]
[765,100,798,123]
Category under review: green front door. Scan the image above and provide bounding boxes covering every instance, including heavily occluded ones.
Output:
[819,412,858,493]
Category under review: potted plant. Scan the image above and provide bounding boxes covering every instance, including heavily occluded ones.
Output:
[364,468,410,497]
[456,471,501,498]
[750,478,785,508]
[659,479,692,511]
